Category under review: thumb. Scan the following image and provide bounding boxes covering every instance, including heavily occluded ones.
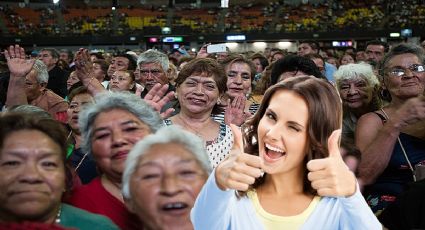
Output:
[230,124,243,153]
[327,129,342,159]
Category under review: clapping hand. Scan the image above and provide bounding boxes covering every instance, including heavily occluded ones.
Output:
[4,44,35,78]
[215,124,263,191]
[307,130,357,197]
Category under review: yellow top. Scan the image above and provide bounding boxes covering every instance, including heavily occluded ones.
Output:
[247,191,321,230]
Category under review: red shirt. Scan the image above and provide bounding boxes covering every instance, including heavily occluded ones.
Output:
[66,177,141,230]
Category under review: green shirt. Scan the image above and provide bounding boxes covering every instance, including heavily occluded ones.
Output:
[60,203,120,230]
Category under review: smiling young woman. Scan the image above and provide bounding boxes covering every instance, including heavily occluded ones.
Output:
[191,76,380,230]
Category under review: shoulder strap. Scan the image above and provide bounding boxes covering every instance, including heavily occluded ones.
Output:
[373,111,387,124]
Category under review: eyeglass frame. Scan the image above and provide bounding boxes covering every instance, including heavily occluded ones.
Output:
[385,64,425,77]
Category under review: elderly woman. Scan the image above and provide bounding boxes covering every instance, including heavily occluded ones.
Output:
[211,55,259,126]
[334,63,382,140]
[0,113,118,229]
[66,86,97,184]
[165,58,233,168]
[122,126,211,230]
[67,92,163,229]
[356,43,425,213]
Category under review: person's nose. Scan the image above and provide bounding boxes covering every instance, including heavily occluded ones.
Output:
[347,84,358,95]
[111,129,126,147]
[19,162,43,184]
[160,174,181,197]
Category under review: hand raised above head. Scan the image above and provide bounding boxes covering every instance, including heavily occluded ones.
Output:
[4,44,35,78]
[215,124,263,191]
[74,48,93,79]
[307,129,357,197]
[143,83,175,119]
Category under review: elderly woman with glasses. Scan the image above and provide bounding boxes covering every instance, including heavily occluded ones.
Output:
[356,43,425,214]
[122,126,211,230]
[67,92,163,229]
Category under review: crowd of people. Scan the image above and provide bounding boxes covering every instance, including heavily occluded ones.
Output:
[0,37,424,230]
[2,0,425,36]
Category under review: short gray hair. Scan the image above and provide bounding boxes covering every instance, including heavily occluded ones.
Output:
[379,43,425,78]
[122,125,212,199]
[78,91,163,155]
[334,63,380,89]
[41,47,59,59]
[137,49,169,72]
[32,59,49,84]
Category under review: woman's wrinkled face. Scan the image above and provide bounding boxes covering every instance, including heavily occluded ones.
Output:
[338,77,373,111]
[91,109,152,180]
[0,130,65,222]
[384,53,425,99]
[257,90,309,175]
[127,143,207,230]
[67,93,94,132]
[177,73,219,115]
[226,62,252,99]
[110,70,134,92]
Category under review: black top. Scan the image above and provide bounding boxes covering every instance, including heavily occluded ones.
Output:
[379,179,425,230]
[47,65,69,98]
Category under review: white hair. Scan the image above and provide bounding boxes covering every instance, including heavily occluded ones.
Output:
[334,63,380,89]
[137,49,169,72]
[32,59,49,84]
[122,125,212,199]
[78,91,163,156]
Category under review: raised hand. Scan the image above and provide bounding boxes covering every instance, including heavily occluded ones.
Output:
[74,48,93,81]
[307,129,357,197]
[4,44,35,78]
[196,43,210,59]
[224,95,249,126]
[215,124,263,191]
[143,83,175,119]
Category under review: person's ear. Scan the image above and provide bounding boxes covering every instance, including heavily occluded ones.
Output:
[39,82,47,90]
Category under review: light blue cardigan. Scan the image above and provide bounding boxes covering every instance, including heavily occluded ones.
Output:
[191,170,381,230]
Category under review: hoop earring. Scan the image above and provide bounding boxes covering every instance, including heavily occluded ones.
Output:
[380,88,392,102]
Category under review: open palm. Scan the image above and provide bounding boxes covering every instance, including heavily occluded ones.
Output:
[4,45,35,77]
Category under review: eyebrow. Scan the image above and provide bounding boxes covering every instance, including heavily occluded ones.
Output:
[187,77,216,84]
[4,151,60,159]
[93,120,140,133]
[138,158,196,168]
[228,70,250,76]
[266,108,306,129]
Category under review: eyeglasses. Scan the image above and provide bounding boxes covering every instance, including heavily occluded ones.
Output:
[387,64,425,77]
[140,69,163,76]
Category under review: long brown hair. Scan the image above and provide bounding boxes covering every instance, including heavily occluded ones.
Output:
[241,75,342,196]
